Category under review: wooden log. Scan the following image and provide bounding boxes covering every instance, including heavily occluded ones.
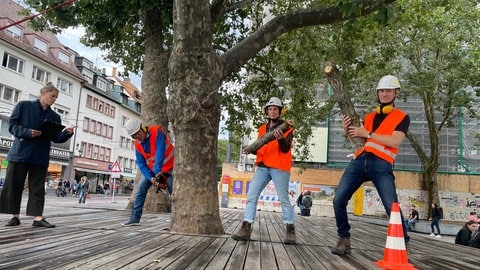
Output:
[324,64,365,150]
[244,120,293,153]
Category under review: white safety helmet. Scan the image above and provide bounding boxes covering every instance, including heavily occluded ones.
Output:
[264,97,284,116]
[264,97,283,109]
[376,75,401,90]
[125,118,142,136]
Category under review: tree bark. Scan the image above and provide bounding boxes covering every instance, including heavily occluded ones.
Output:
[167,0,224,234]
[324,64,364,150]
[244,120,293,153]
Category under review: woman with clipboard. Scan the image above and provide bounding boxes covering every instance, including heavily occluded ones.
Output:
[0,82,75,228]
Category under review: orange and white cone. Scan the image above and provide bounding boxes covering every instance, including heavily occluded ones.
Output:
[374,202,417,270]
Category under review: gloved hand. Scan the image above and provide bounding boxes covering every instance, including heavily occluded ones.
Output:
[154,172,170,192]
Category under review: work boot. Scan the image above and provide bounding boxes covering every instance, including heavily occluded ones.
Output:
[231,221,252,241]
[331,237,351,255]
[284,224,296,245]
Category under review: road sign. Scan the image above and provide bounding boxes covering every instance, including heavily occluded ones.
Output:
[110,161,122,173]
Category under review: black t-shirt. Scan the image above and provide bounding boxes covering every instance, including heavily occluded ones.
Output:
[372,111,410,134]
[411,209,419,220]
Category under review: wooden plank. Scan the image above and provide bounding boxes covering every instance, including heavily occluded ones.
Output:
[203,237,241,270]
[183,237,228,269]
[1,196,480,270]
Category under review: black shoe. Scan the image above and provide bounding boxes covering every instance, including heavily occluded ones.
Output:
[32,219,55,228]
[6,217,20,226]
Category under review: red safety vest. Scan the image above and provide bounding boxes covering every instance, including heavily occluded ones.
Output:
[255,123,294,172]
[134,126,174,173]
[354,109,407,164]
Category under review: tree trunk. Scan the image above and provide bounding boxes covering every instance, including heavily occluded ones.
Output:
[127,7,171,212]
[167,0,224,234]
[324,64,364,150]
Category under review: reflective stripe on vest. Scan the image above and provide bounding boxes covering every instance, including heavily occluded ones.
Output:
[354,109,406,164]
[135,126,174,172]
[255,122,293,172]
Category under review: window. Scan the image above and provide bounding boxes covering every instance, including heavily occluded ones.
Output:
[110,106,115,117]
[102,123,107,137]
[86,144,93,158]
[58,51,69,64]
[31,66,50,83]
[98,101,104,112]
[95,122,102,135]
[97,79,106,91]
[107,126,113,139]
[0,118,11,137]
[2,52,24,74]
[33,38,47,53]
[57,77,72,94]
[122,116,128,126]
[105,148,111,162]
[89,120,95,133]
[93,145,99,159]
[99,147,104,161]
[53,105,69,120]
[83,117,90,131]
[0,85,20,103]
[5,25,21,39]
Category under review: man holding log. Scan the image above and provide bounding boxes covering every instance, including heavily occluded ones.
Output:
[231,97,296,245]
[331,75,411,255]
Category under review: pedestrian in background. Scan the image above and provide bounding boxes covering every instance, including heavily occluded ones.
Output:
[406,205,419,231]
[78,176,89,204]
[428,203,442,238]
[301,190,313,216]
[0,82,75,228]
[296,191,305,215]
[455,220,477,246]
[231,97,296,245]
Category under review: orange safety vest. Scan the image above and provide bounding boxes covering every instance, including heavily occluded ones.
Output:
[255,123,294,172]
[134,126,174,173]
[354,109,407,164]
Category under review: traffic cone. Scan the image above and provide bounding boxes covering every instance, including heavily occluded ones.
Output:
[374,202,417,270]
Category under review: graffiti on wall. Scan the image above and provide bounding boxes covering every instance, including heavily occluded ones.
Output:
[361,188,479,221]
[440,192,480,221]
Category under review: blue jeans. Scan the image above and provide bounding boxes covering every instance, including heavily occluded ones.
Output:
[406,219,418,230]
[130,173,173,221]
[244,166,294,224]
[333,154,409,241]
[431,217,440,235]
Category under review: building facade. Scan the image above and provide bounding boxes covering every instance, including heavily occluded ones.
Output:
[0,0,142,193]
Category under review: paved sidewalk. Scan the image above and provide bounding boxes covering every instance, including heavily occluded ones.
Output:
[44,189,130,211]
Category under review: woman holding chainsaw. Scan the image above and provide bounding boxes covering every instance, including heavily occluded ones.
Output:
[121,119,174,226]
[231,97,296,245]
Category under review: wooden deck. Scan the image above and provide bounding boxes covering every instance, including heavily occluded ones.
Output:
[0,194,478,270]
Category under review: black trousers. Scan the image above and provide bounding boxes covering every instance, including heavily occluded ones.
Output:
[0,162,48,216]
[301,208,311,216]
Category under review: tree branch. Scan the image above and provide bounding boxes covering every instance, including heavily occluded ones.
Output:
[219,0,397,78]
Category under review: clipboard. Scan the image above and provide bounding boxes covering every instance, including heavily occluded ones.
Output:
[37,120,65,141]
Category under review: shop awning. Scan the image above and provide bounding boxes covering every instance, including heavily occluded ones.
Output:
[75,168,108,174]
[120,172,137,178]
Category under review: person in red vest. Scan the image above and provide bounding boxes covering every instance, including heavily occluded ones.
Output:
[231,97,296,245]
[121,119,174,226]
[331,75,411,255]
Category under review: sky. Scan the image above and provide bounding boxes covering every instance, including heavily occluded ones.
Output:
[56,27,230,140]
[56,26,142,89]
